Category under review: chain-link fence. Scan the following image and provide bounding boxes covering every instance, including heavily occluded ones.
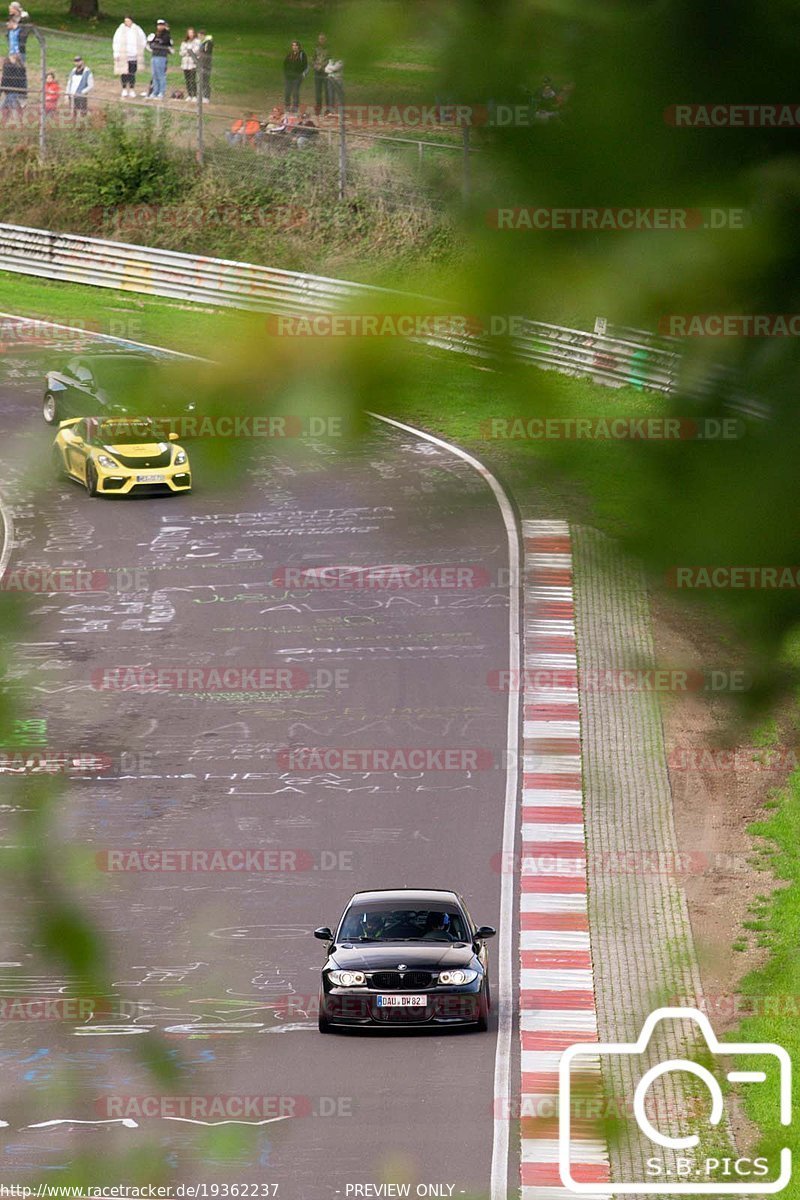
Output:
[0,23,476,202]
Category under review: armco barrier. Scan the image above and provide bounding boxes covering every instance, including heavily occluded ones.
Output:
[0,222,682,392]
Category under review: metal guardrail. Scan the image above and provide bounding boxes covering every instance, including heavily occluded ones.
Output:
[0,221,681,392]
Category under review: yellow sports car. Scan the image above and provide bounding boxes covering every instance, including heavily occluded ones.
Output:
[52,417,192,497]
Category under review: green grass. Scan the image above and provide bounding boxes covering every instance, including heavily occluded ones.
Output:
[728,769,800,1192]
[0,268,669,535]
[0,270,228,354]
[26,0,445,113]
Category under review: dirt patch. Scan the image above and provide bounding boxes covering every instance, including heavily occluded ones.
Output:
[650,590,794,1153]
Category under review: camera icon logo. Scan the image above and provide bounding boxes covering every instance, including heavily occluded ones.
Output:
[558,1007,791,1194]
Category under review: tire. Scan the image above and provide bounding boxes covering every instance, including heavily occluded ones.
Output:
[84,462,98,497]
[318,993,332,1033]
[475,988,489,1032]
[51,446,64,477]
[43,391,60,425]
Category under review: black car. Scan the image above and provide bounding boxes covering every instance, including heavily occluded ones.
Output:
[43,352,196,426]
[315,888,496,1033]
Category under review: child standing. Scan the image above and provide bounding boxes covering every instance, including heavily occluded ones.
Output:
[44,69,59,114]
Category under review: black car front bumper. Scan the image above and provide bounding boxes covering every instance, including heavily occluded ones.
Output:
[321,984,485,1027]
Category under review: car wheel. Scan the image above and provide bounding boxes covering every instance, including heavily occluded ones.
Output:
[43,391,60,425]
[85,462,98,497]
[318,993,332,1033]
[52,446,64,477]
[475,989,489,1032]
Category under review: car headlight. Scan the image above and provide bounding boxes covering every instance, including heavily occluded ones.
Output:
[96,454,119,470]
[438,969,478,985]
[327,970,366,987]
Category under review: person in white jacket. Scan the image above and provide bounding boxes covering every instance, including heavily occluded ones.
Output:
[66,55,93,116]
[112,15,146,97]
[179,27,200,100]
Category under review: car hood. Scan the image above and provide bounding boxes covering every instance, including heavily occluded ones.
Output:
[102,441,170,457]
[329,943,476,970]
[95,386,196,416]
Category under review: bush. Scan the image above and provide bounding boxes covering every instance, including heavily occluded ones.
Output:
[50,111,195,209]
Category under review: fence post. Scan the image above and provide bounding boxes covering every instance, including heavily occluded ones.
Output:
[337,83,346,200]
[29,26,46,160]
[462,122,471,203]
[196,51,204,165]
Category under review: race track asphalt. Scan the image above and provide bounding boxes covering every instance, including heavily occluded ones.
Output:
[0,331,520,1199]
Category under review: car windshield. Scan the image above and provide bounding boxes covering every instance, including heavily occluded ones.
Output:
[85,357,154,388]
[92,419,160,446]
[338,905,469,943]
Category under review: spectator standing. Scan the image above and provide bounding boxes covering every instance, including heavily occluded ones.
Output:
[66,54,93,116]
[324,55,343,109]
[0,50,25,123]
[311,33,329,116]
[145,18,172,100]
[7,3,28,62]
[44,68,59,114]
[282,39,307,113]
[197,28,212,102]
[113,15,146,98]
[180,26,200,100]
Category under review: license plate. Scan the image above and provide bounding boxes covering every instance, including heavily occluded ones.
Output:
[376,994,426,1007]
[136,474,163,483]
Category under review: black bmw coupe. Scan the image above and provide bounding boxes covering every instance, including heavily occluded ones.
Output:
[315,888,496,1033]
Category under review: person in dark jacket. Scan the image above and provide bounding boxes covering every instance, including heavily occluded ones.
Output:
[7,3,29,62]
[311,33,330,116]
[144,18,173,100]
[197,29,212,102]
[0,51,25,122]
[282,39,307,113]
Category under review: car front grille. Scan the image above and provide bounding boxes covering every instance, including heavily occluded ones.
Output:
[370,971,433,990]
[375,1006,429,1023]
[130,483,174,496]
[111,449,172,468]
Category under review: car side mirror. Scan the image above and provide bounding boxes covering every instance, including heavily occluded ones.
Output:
[314,926,333,941]
[168,432,179,442]
[72,435,84,447]
[474,925,496,940]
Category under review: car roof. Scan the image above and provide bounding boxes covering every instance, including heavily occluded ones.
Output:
[346,889,462,905]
